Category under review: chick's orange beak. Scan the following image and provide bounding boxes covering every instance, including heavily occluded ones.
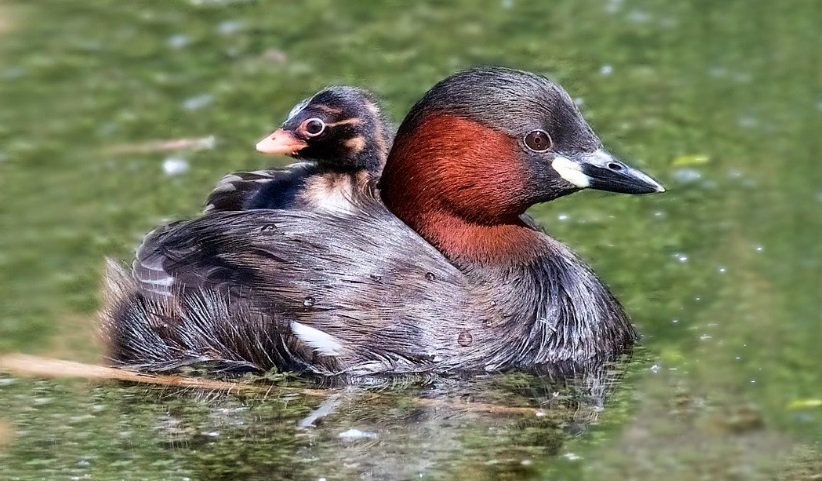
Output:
[255,129,308,155]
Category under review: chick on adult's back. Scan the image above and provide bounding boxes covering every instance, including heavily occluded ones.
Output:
[205,86,393,213]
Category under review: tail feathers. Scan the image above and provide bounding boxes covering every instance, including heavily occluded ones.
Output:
[100,258,290,375]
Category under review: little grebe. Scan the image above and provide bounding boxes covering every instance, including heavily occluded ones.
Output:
[103,67,664,376]
[204,86,393,213]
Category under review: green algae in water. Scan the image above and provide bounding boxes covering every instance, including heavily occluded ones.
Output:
[0,0,819,479]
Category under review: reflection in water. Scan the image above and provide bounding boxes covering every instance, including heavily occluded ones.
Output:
[0,358,631,480]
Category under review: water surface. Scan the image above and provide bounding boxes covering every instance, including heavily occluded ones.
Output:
[0,1,819,479]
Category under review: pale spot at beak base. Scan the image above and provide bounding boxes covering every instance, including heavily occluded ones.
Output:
[551,155,591,188]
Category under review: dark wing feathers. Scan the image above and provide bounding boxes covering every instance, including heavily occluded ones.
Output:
[203,162,319,212]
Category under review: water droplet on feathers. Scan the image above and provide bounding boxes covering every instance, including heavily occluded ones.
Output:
[457,330,473,347]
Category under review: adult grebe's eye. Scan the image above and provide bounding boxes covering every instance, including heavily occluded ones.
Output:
[303,118,325,137]
[524,130,552,152]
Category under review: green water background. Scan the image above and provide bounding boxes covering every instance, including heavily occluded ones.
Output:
[0,1,819,479]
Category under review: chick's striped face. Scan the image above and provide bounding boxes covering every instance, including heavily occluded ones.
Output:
[256,86,389,172]
[273,90,376,164]
[282,97,331,142]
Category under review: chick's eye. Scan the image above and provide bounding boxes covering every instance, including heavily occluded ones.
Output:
[524,130,552,152]
[303,118,325,137]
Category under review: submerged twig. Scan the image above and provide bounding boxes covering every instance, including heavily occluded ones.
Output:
[0,353,269,394]
[0,354,541,416]
[103,136,216,155]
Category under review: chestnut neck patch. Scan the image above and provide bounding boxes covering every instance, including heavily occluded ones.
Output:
[381,114,542,264]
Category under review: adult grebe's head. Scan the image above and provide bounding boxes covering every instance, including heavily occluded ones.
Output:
[379,67,664,261]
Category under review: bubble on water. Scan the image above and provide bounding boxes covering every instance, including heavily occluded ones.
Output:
[218,20,244,34]
[563,452,582,461]
[303,296,315,308]
[182,94,213,111]
[557,213,570,222]
[672,252,689,263]
[699,334,712,341]
[650,364,661,373]
[162,157,189,176]
[733,72,752,83]
[671,319,680,324]
[737,115,759,129]
[338,428,378,441]
[190,0,260,6]
[263,48,288,64]
[718,266,727,273]
[97,121,119,136]
[673,168,702,183]
[653,210,666,219]
[708,66,728,78]
[753,244,764,253]
[574,97,585,106]
[604,0,623,14]
[2,67,25,80]
[741,178,758,188]
[659,17,677,28]
[599,64,614,76]
[521,459,532,466]
[626,9,651,23]
[167,34,190,49]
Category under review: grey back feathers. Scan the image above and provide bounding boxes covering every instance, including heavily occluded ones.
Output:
[104,192,635,377]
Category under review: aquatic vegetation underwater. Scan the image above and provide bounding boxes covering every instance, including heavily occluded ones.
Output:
[0,1,818,479]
